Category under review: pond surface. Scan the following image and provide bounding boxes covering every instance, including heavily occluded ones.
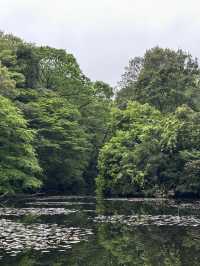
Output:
[0,196,200,265]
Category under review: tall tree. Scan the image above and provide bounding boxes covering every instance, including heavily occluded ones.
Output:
[97,102,200,197]
[20,90,91,192]
[0,95,41,194]
[117,47,200,112]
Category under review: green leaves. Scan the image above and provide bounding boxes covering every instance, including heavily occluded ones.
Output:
[21,93,91,192]
[4,31,200,198]
[117,47,200,113]
[97,46,200,197]
[0,32,115,194]
[0,95,42,194]
[97,100,200,196]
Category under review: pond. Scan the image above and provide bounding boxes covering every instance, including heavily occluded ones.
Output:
[0,196,200,265]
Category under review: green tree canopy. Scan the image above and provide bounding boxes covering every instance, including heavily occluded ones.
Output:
[20,91,91,192]
[0,95,41,194]
[97,102,200,197]
[117,47,200,112]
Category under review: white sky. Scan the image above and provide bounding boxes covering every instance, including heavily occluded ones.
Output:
[1,0,200,85]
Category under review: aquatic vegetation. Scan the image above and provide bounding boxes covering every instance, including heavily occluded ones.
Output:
[0,196,199,264]
[94,214,200,227]
[0,208,78,217]
[0,219,93,257]
[26,201,95,206]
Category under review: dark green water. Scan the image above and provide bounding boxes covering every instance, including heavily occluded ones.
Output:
[0,196,200,265]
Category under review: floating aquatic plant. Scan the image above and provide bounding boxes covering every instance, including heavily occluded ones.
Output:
[26,201,95,206]
[94,214,200,227]
[0,219,93,257]
[0,208,77,217]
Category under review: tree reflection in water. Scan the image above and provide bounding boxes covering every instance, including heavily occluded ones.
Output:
[0,197,200,266]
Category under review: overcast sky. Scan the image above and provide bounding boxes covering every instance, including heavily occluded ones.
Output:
[1,0,200,85]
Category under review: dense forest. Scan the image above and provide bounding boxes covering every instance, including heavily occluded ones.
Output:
[1,32,200,197]
[0,32,113,195]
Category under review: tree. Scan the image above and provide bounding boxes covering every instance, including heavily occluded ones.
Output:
[0,32,114,194]
[0,63,17,99]
[97,102,200,197]
[21,91,91,193]
[117,47,200,112]
[0,95,41,194]
[81,81,114,192]
[116,57,143,105]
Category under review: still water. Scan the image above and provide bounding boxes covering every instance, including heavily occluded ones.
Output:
[0,196,200,265]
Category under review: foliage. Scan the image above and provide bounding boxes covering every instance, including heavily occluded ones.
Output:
[0,31,114,194]
[117,47,200,113]
[22,92,91,192]
[0,95,41,194]
[97,102,200,196]
[1,31,200,197]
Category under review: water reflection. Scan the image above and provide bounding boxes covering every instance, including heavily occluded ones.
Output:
[96,222,200,266]
[0,196,200,265]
